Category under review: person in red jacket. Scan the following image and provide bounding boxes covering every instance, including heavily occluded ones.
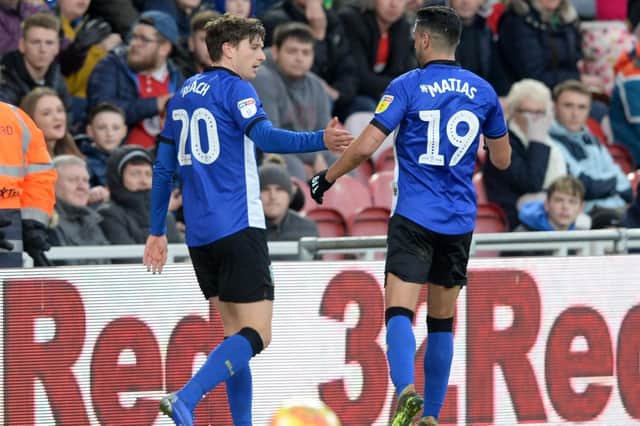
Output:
[0,101,57,267]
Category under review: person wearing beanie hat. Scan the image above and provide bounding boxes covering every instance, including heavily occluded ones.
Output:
[98,145,182,260]
[259,165,318,257]
[86,8,184,150]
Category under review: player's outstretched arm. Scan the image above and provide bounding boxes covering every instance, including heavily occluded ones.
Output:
[144,234,168,274]
[485,133,512,170]
[323,117,354,153]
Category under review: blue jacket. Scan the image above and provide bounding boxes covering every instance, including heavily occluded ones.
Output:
[87,46,184,127]
[80,142,111,187]
[518,199,576,231]
[550,121,632,212]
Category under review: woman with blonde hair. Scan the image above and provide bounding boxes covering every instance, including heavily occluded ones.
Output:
[482,78,567,229]
[20,87,83,159]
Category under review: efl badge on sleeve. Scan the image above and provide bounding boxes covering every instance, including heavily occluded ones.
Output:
[237,98,257,118]
[375,95,394,114]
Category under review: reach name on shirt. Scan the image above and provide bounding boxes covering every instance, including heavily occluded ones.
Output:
[181,80,211,97]
[420,78,477,99]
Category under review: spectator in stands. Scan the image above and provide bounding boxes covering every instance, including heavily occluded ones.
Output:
[516,175,585,231]
[253,22,334,180]
[99,145,182,248]
[48,155,111,264]
[0,13,71,111]
[0,0,51,55]
[451,0,509,96]
[622,181,640,228]
[483,79,567,229]
[260,164,318,259]
[20,87,83,158]
[56,0,122,126]
[142,0,210,38]
[174,8,218,77]
[338,0,415,115]
[262,0,358,118]
[497,0,584,90]
[549,79,632,218]
[81,102,128,205]
[87,10,184,149]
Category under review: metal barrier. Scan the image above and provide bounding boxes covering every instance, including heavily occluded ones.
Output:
[21,229,640,266]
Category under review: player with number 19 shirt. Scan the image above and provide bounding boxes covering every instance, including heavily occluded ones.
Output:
[373,63,507,234]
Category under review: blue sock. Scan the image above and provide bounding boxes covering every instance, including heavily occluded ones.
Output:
[226,362,253,426]
[178,333,253,412]
[423,331,453,418]
[386,312,416,396]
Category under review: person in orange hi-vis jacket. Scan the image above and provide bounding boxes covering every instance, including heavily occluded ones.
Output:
[0,101,57,267]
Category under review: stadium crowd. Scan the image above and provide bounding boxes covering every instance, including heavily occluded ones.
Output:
[2,0,640,265]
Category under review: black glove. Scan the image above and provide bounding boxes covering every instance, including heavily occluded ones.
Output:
[309,170,334,204]
[74,18,112,50]
[22,219,51,262]
[0,217,14,251]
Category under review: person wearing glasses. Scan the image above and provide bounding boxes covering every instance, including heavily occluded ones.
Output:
[87,10,184,150]
[483,78,567,229]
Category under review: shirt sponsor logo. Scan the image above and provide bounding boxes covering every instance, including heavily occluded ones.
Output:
[375,95,394,114]
[238,98,257,119]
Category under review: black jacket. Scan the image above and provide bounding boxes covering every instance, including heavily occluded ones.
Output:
[0,50,71,109]
[262,0,358,108]
[338,6,416,100]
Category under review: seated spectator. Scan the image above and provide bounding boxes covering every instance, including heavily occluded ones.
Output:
[549,80,632,217]
[483,79,567,229]
[451,0,509,96]
[0,0,51,55]
[20,87,83,158]
[497,0,585,90]
[174,8,218,77]
[516,175,585,231]
[99,145,182,249]
[253,22,334,180]
[87,10,184,149]
[48,155,111,264]
[609,40,640,165]
[260,164,318,259]
[262,0,358,118]
[0,13,71,112]
[81,102,129,205]
[622,182,640,228]
[338,0,415,114]
[57,0,122,116]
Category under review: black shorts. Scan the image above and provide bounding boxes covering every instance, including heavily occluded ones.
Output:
[385,214,472,288]
[188,227,274,303]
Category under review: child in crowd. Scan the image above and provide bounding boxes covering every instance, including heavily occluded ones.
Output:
[81,102,128,204]
[516,175,585,231]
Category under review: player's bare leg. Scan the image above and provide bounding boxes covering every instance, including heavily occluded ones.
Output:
[385,273,424,426]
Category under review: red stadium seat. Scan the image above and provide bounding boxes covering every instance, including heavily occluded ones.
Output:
[348,206,390,237]
[586,117,609,144]
[607,143,636,174]
[473,172,488,204]
[312,175,372,222]
[374,146,395,172]
[368,171,395,209]
[305,207,347,237]
[475,203,509,234]
[353,159,374,187]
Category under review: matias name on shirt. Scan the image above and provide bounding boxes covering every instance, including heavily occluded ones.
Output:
[420,78,477,99]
